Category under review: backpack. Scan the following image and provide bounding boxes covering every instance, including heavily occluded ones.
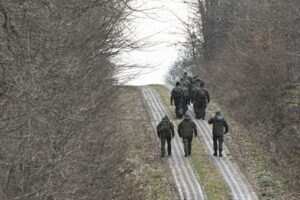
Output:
[173,87,183,99]
[181,86,189,98]
[194,87,206,102]
[158,120,171,136]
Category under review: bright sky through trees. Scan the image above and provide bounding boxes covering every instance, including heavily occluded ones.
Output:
[120,0,191,85]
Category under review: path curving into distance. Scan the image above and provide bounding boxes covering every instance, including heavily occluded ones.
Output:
[141,86,206,200]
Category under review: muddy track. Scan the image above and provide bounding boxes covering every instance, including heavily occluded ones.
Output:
[142,87,206,200]
[187,106,259,200]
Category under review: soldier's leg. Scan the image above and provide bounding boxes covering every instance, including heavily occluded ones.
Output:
[183,103,186,115]
[193,103,197,115]
[218,136,224,157]
[183,99,188,114]
[161,137,166,157]
[183,138,188,157]
[188,137,193,155]
[213,136,218,156]
[179,107,183,119]
[195,102,201,119]
[175,105,179,118]
[202,105,207,120]
[167,137,172,155]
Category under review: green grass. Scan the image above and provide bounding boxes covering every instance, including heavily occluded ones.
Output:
[151,84,232,200]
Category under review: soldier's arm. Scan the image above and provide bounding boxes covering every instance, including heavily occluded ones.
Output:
[156,123,161,137]
[208,118,214,124]
[191,90,195,103]
[170,91,174,105]
[177,123,182,137]
[193,122,198,137]
[223,120,229,134]
[206,90,210,103]
[170,123,175,138]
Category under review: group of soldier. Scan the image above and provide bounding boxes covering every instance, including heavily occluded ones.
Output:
[157,72,229,158]
[170,72,210,120]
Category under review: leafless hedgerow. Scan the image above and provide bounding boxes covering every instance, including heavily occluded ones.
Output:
[0,0,141,199]
[166,0,300,191]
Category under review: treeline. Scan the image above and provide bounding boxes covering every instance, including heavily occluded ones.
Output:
[166,0,299,188]
[0,0,135,199]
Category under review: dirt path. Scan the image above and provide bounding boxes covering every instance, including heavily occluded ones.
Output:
[143,86,260,200]
[142,86,206,200]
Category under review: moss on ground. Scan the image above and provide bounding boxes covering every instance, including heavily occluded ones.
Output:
[151,84,232,200]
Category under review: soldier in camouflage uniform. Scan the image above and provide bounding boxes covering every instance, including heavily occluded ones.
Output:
[192,82,210,119]
[171,82,184,119]
[208,111,229,157]
[157,115,175,157]
[182,72,193,98]
[178,115,198,157]
[192,77,203,90]
[182,72,193,84]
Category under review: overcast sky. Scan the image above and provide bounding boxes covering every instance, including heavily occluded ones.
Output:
[119,0,191,86]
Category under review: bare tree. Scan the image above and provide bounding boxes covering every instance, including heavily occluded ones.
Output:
[0,0,141,199]
[166,0,300,190]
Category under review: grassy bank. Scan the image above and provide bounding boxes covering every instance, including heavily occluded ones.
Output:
[112,86,175,199]
[206,100,299,200]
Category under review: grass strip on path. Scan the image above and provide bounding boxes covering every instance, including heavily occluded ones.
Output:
[151,84,232,200]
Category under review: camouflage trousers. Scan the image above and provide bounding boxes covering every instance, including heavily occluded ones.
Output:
[213,135,223,151]
[182,137,193,156]
[175,101,184,119]
[193,101,207,119]
[161,136,172,157]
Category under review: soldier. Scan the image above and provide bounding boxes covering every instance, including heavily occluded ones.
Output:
[192,82,210,119]
[157,115,175,157]
[180,81,190,115]
[192,77,203,89]
[208,111,229,157]
[182,72,193,96]
[178,115,198,157]
[171,82,184,119]
[182,72,193,84]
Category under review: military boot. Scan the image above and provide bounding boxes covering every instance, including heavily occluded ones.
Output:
[213,150,218,157]
[219,150,223,157]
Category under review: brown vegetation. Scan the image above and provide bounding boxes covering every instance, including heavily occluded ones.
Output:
[0,0,145,199]
[166,0,300,198]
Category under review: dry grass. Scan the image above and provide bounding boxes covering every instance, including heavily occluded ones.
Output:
[205,97,300,200]
[111,86,175,200]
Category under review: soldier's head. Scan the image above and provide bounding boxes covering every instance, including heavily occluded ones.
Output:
[215,111,224,120]
[176,82,180,86]
[181,81,187,86]
[184,114,190,119]
[162,115,169,121]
